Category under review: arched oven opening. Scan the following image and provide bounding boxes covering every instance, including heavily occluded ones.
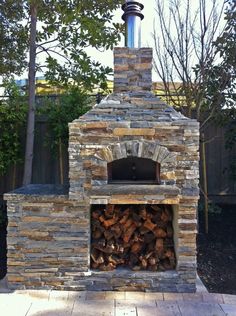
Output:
[108,157,160,184]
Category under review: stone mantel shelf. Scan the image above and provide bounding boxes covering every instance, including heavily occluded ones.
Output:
[87,184,180,204]
[89,184,180,196]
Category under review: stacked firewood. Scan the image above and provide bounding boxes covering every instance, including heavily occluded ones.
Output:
[91,204,176,271]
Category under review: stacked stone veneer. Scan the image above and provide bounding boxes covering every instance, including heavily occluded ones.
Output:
[114,47,152,92]
[5,47,199,292]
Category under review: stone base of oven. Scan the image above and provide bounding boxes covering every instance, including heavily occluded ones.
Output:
[65,270,197,292]
[6,269,196,292]
[4,185,198,293]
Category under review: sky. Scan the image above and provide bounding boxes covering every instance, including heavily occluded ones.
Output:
[85,0,157,77]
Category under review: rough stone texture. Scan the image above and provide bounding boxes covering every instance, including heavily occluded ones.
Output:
[5,189,89,290]
[4,48,199,292]
[114,47,153,93]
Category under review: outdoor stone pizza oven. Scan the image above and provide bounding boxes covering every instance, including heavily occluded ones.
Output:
[67,45,200,292]
[4,1,199,292]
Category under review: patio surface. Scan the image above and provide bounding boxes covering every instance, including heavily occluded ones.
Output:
[1,290,236,316]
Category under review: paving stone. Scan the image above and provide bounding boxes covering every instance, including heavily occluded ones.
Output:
[178,302,225,316]
[125,292,145,300]
[137,307,158,316]
[49,290,70,301]
[220,303,236,315]
[85,291,106,300]
[68,291,86,301]
[163,293,184,301]
[116,307,136,316]
[24,290,50,300]
[116,299,156,308]
[202,293,224,304]
[182,293,203,301]
[27,300,74,316]
[144,292,163,301]
[223,294,236,305]
[155,301,182,316]
[105,291,126,300]
[72,300,114,316]
[0,294,33,316]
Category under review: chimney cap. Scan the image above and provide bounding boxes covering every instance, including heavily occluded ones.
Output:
[121,1,144,21]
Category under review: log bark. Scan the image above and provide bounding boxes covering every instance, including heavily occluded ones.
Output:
[91,204,176,271]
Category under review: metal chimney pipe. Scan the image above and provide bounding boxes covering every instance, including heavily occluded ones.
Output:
[122,0,144,48]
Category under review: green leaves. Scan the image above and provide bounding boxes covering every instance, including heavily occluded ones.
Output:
[0,0,29,75]
[1,0,123,83]
[39,86,91,151]
[203,1,236,144]
[0,79,27,175]
[45,51,113,91]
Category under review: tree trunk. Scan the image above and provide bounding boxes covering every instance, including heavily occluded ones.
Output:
[12,163,17,190]
[22,4,37,185]
[58,138,64,184]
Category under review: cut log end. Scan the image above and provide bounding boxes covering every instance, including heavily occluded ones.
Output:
[91,204,176,271]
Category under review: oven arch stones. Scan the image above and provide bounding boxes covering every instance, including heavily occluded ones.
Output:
[94,140,177,165]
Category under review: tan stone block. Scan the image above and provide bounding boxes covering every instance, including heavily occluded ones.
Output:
[7,253,25,259]
[109,198,146,204]
[29,236,53,241]
[115,53,137,59]
[113,128,155,136]
[83,183,92,189]
[8,275,24,282]
[22,216,51,223]
[114,64,129,71]
[21,231,49,237]
[114,73,128,79]
[82,122,108,129]
[22,203,53,208]
[134,63,152,70]
[8,222,18,227]
[95,148,113,162]
[83,160,92,169]
[80,149,96,157]
[91,165,107,179]
[179,233,197,239]
[8,261,26,266]
[140,57,152,63]
[147,198,180,204]
[45,281,64,286]
[160,171,176,180]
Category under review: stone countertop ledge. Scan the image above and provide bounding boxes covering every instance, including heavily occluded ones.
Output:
[4,184,69,200]
[88,184,180,196]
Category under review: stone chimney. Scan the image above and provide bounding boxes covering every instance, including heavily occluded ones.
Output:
[113,47,153,93]
[114,1,152,93]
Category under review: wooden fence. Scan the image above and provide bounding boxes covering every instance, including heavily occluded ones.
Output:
[0,116,235,205]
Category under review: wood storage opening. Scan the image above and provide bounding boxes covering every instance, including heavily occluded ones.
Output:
[90,204,176,272]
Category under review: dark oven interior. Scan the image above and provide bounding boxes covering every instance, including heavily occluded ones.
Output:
[108,157,160,184]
